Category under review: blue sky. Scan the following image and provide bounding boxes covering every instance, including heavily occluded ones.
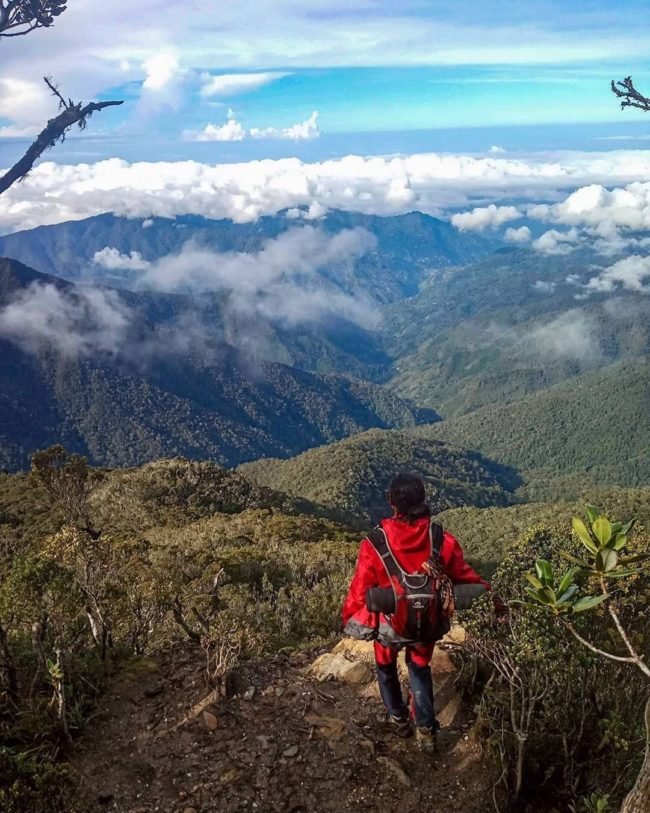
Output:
[1,0,650,162]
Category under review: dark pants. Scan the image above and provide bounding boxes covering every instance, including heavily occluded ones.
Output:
[374,641,438,730]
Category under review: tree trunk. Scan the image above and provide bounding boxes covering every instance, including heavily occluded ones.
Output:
[621,694,650,813]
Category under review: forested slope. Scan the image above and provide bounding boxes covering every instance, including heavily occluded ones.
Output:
[423,358,650,486]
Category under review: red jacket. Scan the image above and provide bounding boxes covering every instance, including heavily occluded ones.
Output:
[342,515,489,627]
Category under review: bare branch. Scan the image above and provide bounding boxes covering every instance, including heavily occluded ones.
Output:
[611,76,650,112]
[0,82,123,196]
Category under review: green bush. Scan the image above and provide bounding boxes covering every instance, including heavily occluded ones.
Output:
[461,520,649,811]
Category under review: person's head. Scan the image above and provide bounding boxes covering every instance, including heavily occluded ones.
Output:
[387,473,430,522]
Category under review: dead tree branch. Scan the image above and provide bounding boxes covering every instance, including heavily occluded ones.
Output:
[611,76,650,112]
[0,78,123,196]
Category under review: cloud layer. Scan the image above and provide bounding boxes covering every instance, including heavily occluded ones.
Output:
[3,149,650,235]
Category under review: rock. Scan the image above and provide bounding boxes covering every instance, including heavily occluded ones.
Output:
[308,653,372,685]
[283,745,299,758]
[243,686,256,701]
[377,756,410,787]
[202,710,218,731]
[303,712,346,739]
[97,790,114,804]
[332,638,375,663]
[443,625,467,645]
[182,808,198,813]
[256,735,273,750]
[143,683,163,698]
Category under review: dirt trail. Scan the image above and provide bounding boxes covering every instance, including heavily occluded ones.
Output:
[70,635,488,813]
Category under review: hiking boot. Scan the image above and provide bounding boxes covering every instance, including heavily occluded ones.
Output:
[415,726,437,753]
[380,712,412,738]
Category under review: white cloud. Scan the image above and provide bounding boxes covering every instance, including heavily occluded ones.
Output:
[504,225,531,243]
[0,77,55,138]
[451,203,521,231]
[2,149,650,235]
[0,283,132,357]
[183,110,320,143]
[532,227,581,255]
[488,145,506,154]
[140,226,377,327]
[200,71,289,98]
[137,52,189,115]
[526,310,600,360]
[532,280,556,293]
[184,113,247,142]
[250,111,320,141]
[93,247,151,271]
[586,255,650,293]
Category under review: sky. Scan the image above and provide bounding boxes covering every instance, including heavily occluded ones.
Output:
[1,0,650,244]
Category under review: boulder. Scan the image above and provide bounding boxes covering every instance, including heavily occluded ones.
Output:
[308,652,372,684]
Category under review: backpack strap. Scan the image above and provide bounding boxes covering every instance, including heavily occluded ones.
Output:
[429,520,444,556]
[366,526,402,582]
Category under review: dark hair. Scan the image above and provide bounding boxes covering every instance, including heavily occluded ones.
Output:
[388,473,430,522]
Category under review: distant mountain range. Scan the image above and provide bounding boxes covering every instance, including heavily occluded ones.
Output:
[0,209,648,488]
[0,258,438,471]
[0,209,494,300]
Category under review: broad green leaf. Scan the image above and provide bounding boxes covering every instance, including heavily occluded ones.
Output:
[592,516,612,547]
[610,522,623,535]
[557,585,579,604]
[572,594,609,613]
[572,518,597,554]
[535,559,554,586]
[557,568,578,596]
[595,549,617,572]
[612,534,628,551]
[585,505,600,524]
[525,573,544,590]
[621,518,636,536]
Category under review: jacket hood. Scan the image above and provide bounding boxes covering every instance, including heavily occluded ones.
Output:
[380,515,431,555]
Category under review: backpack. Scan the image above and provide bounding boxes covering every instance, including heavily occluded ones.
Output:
[366,520,454,645]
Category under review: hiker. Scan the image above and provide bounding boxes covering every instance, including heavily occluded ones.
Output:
[341,473,491,752]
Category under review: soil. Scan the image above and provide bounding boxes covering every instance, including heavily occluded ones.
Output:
[69,640,489,813]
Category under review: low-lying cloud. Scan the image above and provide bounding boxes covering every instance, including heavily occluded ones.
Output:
[0,283,133,357]
[141,225,378,327]
[93,247,151,271]
[586,255,650,293]
[451,204,521,231]
[526,310,601,361]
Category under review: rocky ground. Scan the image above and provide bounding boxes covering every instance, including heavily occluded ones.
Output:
[70,631,488,813]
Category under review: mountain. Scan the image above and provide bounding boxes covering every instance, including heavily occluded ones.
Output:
[421,358,650,488]
[239,428,521,523]
[0,258,439,471]
[0,210,495,301]
[384,248,650,415]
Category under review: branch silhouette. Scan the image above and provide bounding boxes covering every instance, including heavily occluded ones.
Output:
[611,76,650,112]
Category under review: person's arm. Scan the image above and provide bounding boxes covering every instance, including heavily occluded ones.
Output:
[342,538,379,625]
[441,531,491,590]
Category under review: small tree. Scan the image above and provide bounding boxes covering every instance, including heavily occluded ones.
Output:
[523,509,649,813]
[0,1,67,38]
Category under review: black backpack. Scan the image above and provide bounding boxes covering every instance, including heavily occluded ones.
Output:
[365,520,452,645]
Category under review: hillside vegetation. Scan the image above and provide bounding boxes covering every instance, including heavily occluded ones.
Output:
[385,248,650,415]
[0,260,438,471]
[422,359,650,486]
[240,429,520,523]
